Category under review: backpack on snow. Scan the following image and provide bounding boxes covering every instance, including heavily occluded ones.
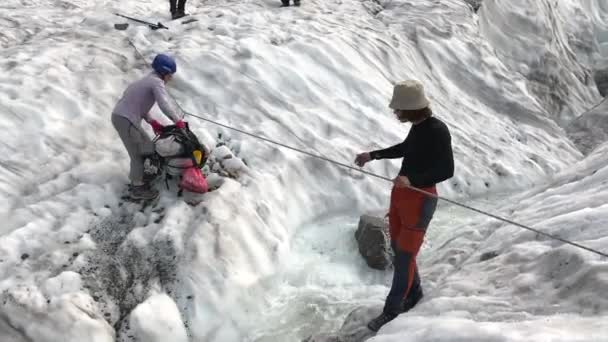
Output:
[153,123,209,194]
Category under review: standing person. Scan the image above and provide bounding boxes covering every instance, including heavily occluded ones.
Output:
[280,0,300,7]
[170,0,188,19]
[112,53,186,200]
[354,80,454,332]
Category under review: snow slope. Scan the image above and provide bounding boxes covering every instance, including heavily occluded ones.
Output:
[479,0,602,124]
[567,98,608,154]
[582,0,608,64]
[0,0,606,341]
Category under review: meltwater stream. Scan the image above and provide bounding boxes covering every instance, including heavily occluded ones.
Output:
[243,198,489,341]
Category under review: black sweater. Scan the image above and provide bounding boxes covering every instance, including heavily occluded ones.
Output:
[370,116,454,188]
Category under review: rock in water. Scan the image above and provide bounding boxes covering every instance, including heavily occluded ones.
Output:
[355,215,392,270]
[304,305,382,342]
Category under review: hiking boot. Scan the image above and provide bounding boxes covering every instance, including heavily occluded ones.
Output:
[280,0,290,7]
[130,184,159,200]
[172,11,187,20]
[401,285,424,312]
[294,0,301,6]
[367,312,398,332]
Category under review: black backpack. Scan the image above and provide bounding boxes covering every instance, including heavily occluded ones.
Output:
[155,123,208,169]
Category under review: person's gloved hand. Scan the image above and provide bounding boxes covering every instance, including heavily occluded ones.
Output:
[150,120,164,134]
[175,120,186,129]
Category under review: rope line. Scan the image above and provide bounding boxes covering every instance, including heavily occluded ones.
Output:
[181,111,608,258]
[125,38,608,259]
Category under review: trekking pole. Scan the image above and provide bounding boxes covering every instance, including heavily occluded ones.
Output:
[114,13,168,30]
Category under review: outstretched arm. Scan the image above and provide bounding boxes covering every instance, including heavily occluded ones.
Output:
[370,141,406,160]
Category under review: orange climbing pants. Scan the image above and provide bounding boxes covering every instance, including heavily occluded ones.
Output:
[384,185,437,314]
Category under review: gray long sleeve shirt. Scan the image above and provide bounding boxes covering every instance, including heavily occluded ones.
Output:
[112,72,181,126]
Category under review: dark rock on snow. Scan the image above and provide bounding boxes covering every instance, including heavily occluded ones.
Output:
[355,215,393,270]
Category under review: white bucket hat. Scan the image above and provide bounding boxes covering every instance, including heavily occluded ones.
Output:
[389,80,430,110]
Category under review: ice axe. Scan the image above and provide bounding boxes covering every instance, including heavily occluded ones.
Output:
[114,13,168,30]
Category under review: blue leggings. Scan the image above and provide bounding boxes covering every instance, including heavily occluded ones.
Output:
[383,241,421,315]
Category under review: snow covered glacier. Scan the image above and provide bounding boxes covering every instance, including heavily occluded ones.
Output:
[0,0,607,341]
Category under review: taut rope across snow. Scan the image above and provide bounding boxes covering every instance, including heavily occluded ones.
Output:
[125,38,608,259]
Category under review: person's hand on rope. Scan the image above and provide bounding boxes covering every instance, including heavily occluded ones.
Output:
[355,152,372,167]
[393,175,411,188]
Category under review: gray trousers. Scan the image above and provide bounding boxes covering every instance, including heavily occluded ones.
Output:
[111,115,155,185]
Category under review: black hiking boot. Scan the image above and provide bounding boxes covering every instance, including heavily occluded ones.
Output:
[294,0,300,6]
[172,11,187,20]
[129,184,159,201]
[367,311,398,332]
[401,285,424,312]
[280,0,290,7]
